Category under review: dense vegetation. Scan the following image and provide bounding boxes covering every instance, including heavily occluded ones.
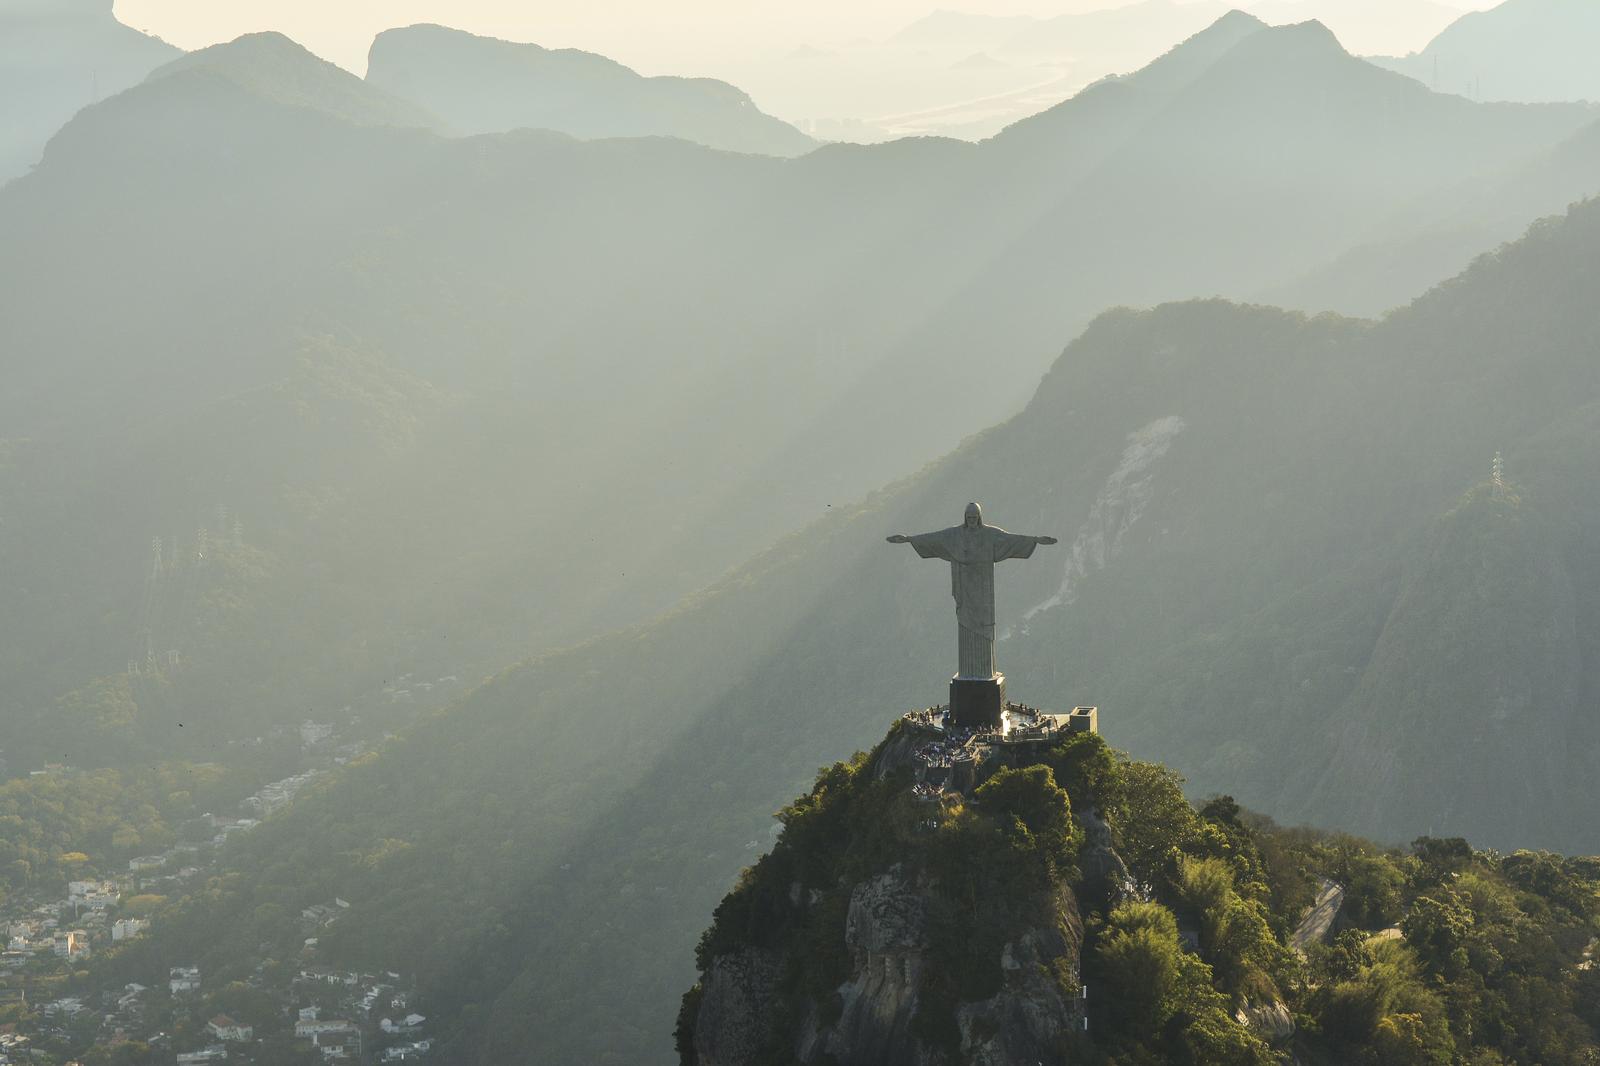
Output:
[683,728,1600,1064]
[0,763,243,901]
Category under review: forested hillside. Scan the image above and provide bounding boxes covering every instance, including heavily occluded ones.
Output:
[5,15,1596,775]
[88,194,1600,1063]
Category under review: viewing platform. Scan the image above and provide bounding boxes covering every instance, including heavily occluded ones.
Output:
[896,702,1100,798]
[900,702,1098,741]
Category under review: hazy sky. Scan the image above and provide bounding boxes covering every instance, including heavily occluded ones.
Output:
[116,0,1501,76]
[111,0,1506,138]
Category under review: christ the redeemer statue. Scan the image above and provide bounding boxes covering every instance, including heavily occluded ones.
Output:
[889,502,1056,727]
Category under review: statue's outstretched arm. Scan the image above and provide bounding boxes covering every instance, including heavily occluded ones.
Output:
[1034,535,1058,545]
[889,531,955,560]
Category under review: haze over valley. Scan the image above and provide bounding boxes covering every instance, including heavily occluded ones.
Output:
[2,1,1599,1064]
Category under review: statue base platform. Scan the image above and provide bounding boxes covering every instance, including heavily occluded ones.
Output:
[949,674,1005,731]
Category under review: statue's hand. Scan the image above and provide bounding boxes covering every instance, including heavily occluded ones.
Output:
[1035,536,1059,545]
[886,534,910,544]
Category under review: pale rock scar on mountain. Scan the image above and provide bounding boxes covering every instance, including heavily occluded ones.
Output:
[1013,415,1187,632]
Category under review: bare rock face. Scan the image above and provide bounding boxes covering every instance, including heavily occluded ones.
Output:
[1235,995,1295,1044]
[793,871,1082,1066]
[955,888,1085,1065]
[693,947,783,1066]
[846,868,930,953]
[1077,806,1135,903]
[805,869,930,1065]
[872,729,929,781]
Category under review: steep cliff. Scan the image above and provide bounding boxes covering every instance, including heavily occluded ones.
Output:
[679,718,1093,1066]
[678,717,1286,1065]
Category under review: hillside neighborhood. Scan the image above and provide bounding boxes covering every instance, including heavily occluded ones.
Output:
[0,711,445,1064]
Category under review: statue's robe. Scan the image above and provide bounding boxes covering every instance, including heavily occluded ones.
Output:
[905,523,1040,679]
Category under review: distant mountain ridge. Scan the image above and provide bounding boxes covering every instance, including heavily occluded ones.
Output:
[0,0,178,183]
[891,0,1465,68]
[149,31,440,131]
[365,23,815,156]
[1249,0,1465,54]
[5,11,1597,773]
[1371,0,1600,103]
[1260,105,1600,315]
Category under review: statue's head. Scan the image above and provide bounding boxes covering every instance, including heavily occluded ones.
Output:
[964,502,982,529]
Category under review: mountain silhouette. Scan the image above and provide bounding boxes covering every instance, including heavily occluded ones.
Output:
[0,0,179,184]
[1372,0,1600,103]
[366,23,814,156]
[5,14,1596,777]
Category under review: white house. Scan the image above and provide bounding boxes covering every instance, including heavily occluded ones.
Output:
[295,1018,355,1041]
[316,1029,360,1061]
[207,1014,254,1042]
[170,966,201,994]
[111,918,148,941]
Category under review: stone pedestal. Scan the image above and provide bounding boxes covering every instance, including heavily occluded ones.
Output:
[949,674,1005,731]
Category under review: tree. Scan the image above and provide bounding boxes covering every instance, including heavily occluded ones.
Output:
[1041,731,1120,808]
[1372,1012,1453,1066]
[1342,854,1407,929]
[1110,762,1201,895]
[1174,855,1280,988]
[972,765,1080,881]
[1402,891,1475,971]
[1411,838,1473,883]
[1094,902,1187,1036]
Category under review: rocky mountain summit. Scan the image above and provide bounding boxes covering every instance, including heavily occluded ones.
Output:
[678,712,1285,1065]
[678,708,1600,1065]
[693,864,1083,1066]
